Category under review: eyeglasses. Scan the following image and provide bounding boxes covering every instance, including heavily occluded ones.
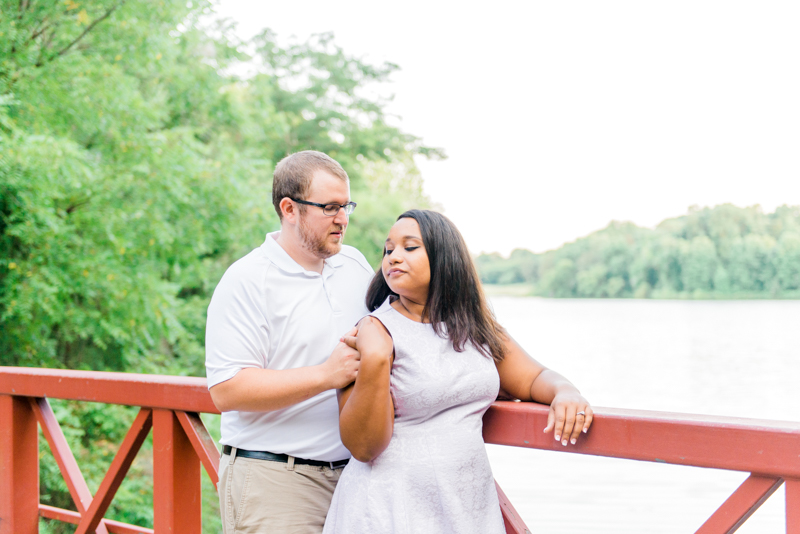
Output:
[290,198,357,217]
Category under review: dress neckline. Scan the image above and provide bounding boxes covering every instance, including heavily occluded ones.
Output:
[386,296,430,326]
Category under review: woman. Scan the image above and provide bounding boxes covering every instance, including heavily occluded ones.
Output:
[323,209,593,534]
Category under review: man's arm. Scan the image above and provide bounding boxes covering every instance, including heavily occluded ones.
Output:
[210,334,360,412]
[205,255,361,414]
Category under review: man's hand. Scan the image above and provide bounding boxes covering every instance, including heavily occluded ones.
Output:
[321,326,361,389]
[210,326,362,413]
[341,318,393,361]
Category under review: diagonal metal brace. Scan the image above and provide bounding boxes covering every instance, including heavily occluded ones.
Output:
[695,473,783,534]
[175,410,220,489]
[74,408,153,534]
[29,397,110,534]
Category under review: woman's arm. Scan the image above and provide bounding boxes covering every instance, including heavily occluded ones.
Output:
[496,335,594,446]
[337,316,395,462]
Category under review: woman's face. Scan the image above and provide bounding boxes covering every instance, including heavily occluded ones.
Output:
[382,217,431,302]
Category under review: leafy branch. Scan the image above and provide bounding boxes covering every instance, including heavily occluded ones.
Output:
[36,0,127,67]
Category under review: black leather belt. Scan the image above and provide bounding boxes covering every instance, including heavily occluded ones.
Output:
[222,445,349,469]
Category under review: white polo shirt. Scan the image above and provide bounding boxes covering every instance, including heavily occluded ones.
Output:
[205,231,374,461]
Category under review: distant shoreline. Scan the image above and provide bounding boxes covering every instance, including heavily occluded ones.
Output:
[481,283,800,300]
[475,205,800,300]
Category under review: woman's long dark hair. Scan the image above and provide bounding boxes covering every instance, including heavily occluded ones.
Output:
[366,209,506,362]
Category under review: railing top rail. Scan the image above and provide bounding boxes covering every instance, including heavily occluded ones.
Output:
[4,367,797,427]
[483,402,800,479]
[597,405,800,430]
[2,366,800,477]
[0,366,218,414]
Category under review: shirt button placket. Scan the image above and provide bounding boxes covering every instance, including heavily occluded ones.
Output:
[322,277,342,316]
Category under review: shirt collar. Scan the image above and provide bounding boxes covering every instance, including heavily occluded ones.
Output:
[326,253,345,269]
[261,231,345,275]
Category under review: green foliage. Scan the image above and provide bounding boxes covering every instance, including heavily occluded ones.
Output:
[1,1,441,531]
[475,248,538,285]
[346,159,432,267]
[1,0,439,367]
[476,205,800,299]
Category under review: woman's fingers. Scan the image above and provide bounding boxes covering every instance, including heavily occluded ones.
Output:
[544,408,555,434]
[549,405,568,444]
[582,406,594,434]
[559,408,576,446]
[570,409,588,444]
[567,405,593,444]
[548,396,593,446]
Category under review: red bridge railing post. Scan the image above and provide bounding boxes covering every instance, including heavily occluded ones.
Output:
[787,478,800,534]
[0,395,39,534]
[153,409,202,533]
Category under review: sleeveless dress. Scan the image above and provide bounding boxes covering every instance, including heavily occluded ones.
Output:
[323,297,505,534]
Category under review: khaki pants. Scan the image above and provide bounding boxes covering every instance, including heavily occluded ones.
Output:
[219,451,343,534]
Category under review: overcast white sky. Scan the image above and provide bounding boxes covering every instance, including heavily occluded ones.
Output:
[213,1,800,255]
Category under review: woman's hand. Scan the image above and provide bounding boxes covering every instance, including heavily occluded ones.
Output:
[337,316,395,462]
[495,335,592,447]
[543,390,593,446]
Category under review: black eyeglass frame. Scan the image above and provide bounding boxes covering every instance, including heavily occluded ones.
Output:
[290,198,357,217]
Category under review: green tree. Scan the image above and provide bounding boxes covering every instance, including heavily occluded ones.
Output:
[629,244,659,297]
[473,252,508,285]
[775,231,800,291]
[575,264,607,297]
[540,258,576,297]
[681,235,718,293]
[475,204,800,299]
[1,1,442,530]
[727,234,777,293]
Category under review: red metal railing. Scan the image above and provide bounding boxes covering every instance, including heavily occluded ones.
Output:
[1,368,218,534]
[1,367,799,534]
[483,402,800,534]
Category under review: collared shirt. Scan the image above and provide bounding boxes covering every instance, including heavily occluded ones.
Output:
[205,231,374,461]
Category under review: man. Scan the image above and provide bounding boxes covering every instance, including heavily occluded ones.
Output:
[205,151,374,533]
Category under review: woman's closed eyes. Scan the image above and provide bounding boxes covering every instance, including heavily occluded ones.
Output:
[384,246,420,255]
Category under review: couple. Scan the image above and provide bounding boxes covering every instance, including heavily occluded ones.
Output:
[205,151,593,534]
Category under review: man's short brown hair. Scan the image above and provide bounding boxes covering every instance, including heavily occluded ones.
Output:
[272,151,349,220]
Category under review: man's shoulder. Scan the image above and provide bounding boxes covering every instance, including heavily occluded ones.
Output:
[336,245,374,275]
[215,247,273,293]
[228,246,272,273]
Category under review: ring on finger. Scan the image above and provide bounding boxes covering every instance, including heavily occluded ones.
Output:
[576,411,586,417]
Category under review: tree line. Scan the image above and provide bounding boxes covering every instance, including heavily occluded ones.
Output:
[0,1,440,530]
[476,204,800,298]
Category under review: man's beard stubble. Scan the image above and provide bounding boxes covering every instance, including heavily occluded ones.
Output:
[298,215,344,259]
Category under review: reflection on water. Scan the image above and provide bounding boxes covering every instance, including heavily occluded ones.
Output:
[486,297,800,534]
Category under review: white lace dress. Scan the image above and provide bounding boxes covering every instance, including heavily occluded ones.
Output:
[323,297,505,534]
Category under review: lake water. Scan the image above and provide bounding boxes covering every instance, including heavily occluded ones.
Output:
[485,297,800,534]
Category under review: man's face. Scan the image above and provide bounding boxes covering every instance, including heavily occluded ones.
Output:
[297,169,351,259]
